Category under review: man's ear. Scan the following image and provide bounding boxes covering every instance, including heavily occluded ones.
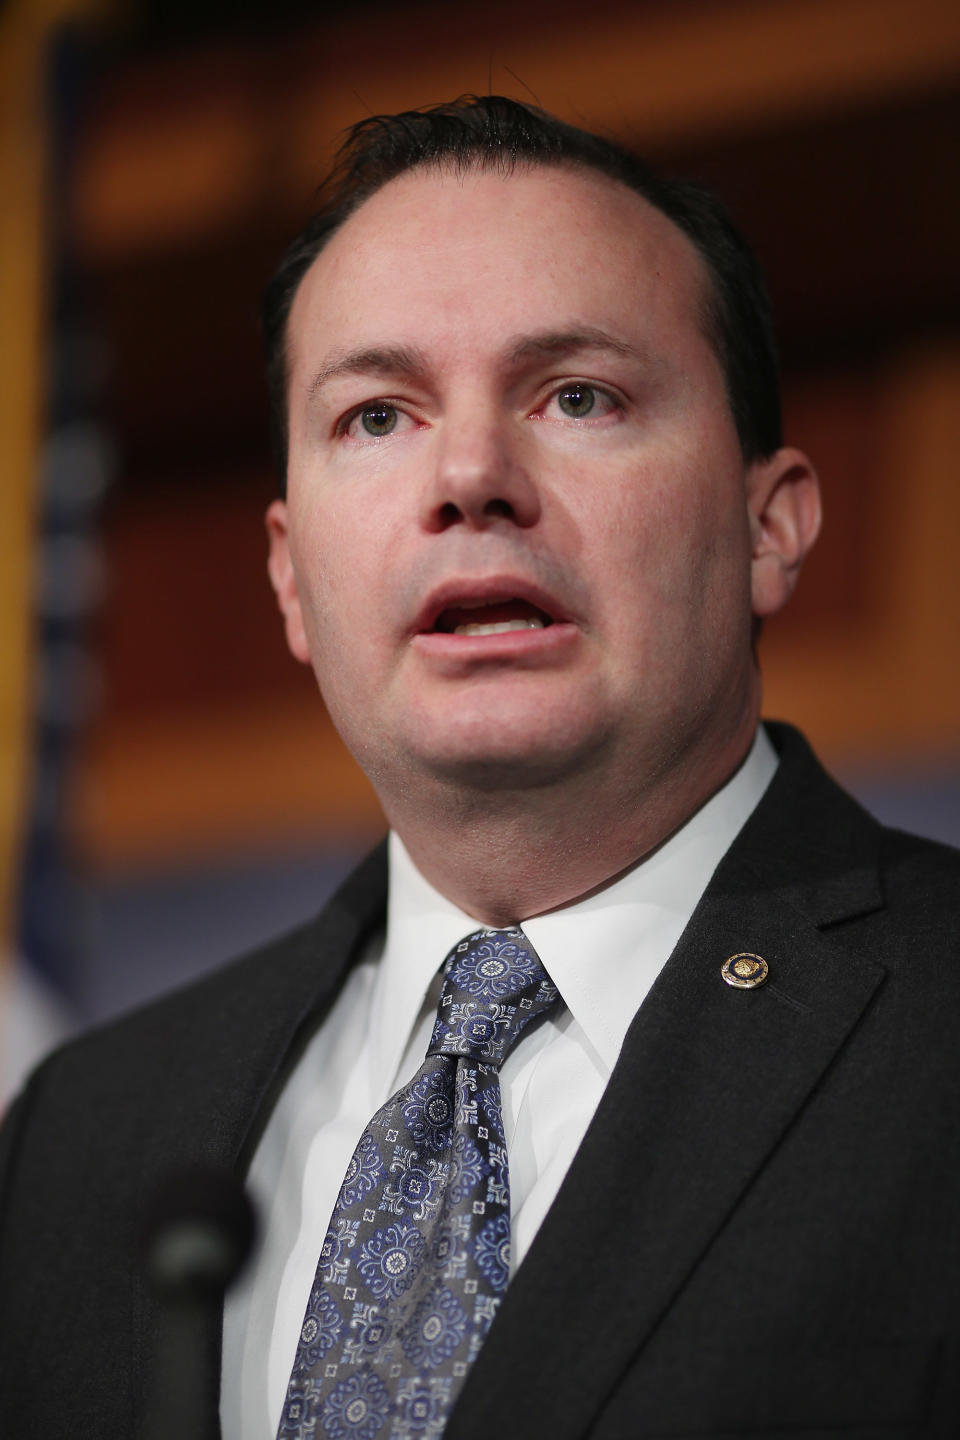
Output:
[747,446,822,619]
[266,499,311,664]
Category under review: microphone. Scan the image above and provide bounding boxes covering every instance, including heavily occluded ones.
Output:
[140,1167,256,1440]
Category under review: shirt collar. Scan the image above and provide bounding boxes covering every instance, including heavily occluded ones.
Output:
[370,726,778,1093]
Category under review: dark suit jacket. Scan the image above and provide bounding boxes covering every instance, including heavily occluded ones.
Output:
[1,724,959,1439]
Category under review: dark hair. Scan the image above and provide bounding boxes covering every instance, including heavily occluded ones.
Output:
[263,94,782,479]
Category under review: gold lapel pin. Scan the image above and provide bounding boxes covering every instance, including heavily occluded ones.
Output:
[721,952,769,989]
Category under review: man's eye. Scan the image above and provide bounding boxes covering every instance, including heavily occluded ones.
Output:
[356,403,399,437]
[556,384,597,418]
[544,383,619,422]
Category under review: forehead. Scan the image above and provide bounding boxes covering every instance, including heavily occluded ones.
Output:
[286,162,715,387]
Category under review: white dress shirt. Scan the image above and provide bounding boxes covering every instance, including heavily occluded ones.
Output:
[220,727,777,1439]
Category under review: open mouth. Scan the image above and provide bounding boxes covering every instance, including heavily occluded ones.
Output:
[432,600,554,637]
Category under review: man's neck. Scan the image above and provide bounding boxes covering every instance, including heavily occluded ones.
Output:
[382,722,761,927]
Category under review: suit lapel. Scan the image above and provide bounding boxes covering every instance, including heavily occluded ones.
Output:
[451,726,888,1438]
[131,842,388,1436]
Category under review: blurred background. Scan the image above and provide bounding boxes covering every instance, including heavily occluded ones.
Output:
[2,0,959,1100]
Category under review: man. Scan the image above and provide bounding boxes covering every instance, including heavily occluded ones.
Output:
[1,96,958,1439]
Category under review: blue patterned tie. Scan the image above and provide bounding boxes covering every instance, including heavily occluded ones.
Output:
[277,927,559,1440]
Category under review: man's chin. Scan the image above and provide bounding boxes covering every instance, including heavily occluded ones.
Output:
[401,726,611,796]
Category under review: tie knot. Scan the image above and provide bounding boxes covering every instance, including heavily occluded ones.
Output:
[427,927,559,1069]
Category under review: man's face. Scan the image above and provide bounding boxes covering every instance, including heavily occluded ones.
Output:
[271,164,778,807]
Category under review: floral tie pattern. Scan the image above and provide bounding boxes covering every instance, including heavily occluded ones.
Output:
[277,928,559,1440]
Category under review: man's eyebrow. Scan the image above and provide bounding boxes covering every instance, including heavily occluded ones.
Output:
[308,344,429,399]
[505,326,654,368]
[307,329,658,400]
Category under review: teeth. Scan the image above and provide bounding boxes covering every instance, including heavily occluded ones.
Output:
[453,618,545,636]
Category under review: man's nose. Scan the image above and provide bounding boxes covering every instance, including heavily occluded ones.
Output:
[420,410,541,532]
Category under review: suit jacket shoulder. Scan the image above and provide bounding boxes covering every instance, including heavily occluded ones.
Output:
[451,724,960,1439]
[0,840,387,1439]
